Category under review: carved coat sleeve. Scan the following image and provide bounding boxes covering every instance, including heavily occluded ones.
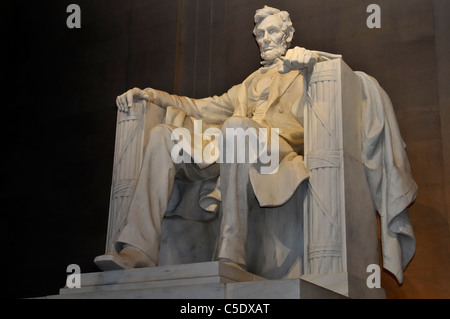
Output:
[145,86,240,125]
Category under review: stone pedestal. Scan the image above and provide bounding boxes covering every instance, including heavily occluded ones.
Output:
[41,262,349,299]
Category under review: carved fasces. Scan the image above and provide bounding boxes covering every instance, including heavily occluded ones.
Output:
[105,101,164,253]
[303,59,344,275]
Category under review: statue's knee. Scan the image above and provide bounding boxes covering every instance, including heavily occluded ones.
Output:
[148,124,173,145]
[221,117,253,132]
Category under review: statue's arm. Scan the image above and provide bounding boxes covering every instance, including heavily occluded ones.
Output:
[144,88,235,125]
[116,86,236,125]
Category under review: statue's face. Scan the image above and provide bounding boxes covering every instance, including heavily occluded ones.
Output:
[255,14,287,62]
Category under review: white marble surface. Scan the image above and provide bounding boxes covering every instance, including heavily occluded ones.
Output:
[59,262,264,295]
[42,262,349,299]
[51,279,348,299]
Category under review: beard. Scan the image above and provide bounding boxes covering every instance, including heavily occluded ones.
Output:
[260,42,288,61]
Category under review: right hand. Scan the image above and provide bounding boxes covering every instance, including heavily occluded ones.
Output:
[278,47,318,74]
[116,87,153,112]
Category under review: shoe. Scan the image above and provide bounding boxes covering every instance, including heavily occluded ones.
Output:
[218,258,248,272]
[94,246,155,271]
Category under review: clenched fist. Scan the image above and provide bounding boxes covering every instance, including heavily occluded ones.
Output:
[278,47,318,74]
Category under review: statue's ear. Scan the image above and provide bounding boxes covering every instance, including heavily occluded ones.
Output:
[280,11,295,44]
[285,31,294,44]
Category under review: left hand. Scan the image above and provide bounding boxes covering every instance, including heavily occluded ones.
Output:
[278,47,318,74]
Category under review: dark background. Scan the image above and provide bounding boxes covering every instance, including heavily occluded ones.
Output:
[2,0,449,299]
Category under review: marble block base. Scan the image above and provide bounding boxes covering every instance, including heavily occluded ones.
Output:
[41,262,349,299]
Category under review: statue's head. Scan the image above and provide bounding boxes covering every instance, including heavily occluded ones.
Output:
[253,6,295,62]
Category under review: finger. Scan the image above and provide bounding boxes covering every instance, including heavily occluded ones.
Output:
[309,52,317,66]
[116,96,124,112]
[139,90,150,101]
[292,60,301,70]
[296,47,306,56]
[284,48,294,61]
[118,95,127,112]
[288,47,299,61]
[126,90,134,109]
[116,96,123,111]
[304,50,312,65]
[278,60,291,74]
[282,48,304,71]
[121,95,129,112]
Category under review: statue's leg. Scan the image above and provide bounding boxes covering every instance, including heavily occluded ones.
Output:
[216,117,295,270]
[216,117,261,269]
[95,124,217,270]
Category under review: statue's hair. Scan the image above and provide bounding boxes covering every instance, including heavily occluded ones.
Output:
[253,5,295,46]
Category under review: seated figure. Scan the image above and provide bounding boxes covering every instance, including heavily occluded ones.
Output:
[95,6,324,270]
[95,6,417,291]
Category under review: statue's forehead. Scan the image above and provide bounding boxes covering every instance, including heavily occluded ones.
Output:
[256,14,283,31]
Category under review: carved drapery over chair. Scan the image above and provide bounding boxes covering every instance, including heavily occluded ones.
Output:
[102,57,415,298]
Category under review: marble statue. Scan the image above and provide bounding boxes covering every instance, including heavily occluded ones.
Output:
[94,5,417,295]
